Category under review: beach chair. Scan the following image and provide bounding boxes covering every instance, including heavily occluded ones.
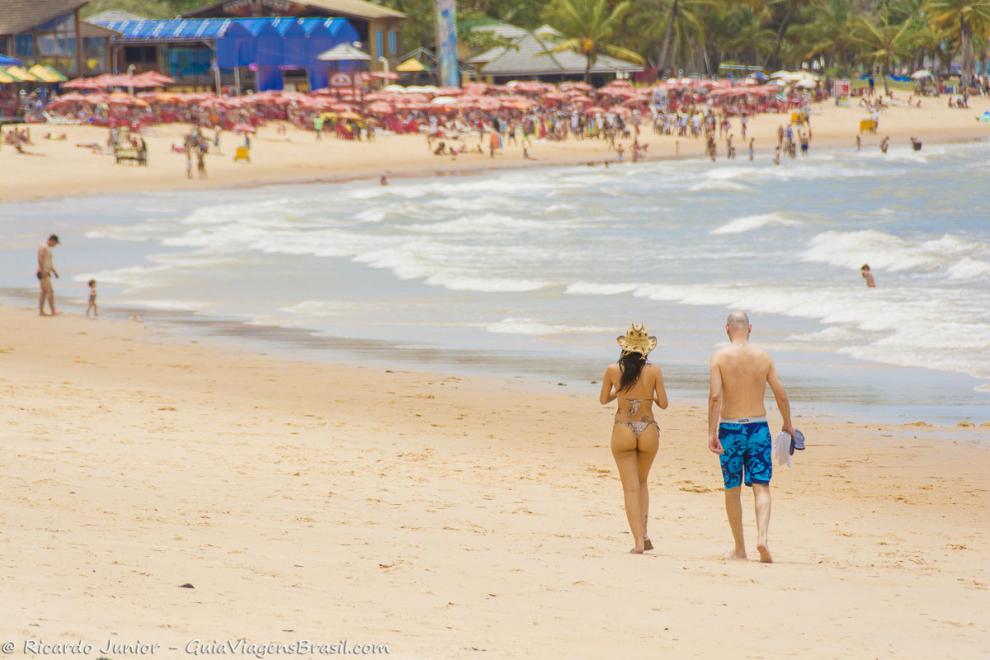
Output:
[234,146,250,163]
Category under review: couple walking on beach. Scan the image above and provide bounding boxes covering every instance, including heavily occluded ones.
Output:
[599,311,794,562]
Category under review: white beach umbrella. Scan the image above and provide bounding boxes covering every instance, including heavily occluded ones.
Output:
[318,43,371,62]
[430,96,457,105]
[795,77,817,89]
[911,69,933,79]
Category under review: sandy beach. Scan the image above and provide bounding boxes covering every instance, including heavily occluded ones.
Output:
[0,305,987,658]
[2,93,989,203]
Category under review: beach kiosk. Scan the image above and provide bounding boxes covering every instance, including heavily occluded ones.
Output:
[317,42,371,100]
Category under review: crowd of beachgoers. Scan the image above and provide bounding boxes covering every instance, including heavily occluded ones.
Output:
[37,74,836,139]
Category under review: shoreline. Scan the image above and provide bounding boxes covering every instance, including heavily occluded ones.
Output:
[4,291,988,430]
[9,131,988,206]
[2,95,988,204]
[1,305,988,657]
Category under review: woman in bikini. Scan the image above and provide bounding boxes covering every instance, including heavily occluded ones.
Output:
[599,323,668,554]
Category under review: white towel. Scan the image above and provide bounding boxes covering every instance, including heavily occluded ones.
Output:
[773,431,793,468]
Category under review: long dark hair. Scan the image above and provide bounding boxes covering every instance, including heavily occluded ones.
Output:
[618,350,647,392]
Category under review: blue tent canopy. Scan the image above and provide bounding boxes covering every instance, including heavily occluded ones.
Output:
[94,17,359,91]
[0,54,23,66]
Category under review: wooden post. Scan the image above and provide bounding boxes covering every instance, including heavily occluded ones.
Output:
[74,8,83,76]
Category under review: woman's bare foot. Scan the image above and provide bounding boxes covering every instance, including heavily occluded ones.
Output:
[756,543,773,563]
[727,548,747,560]
[629,547,645,554]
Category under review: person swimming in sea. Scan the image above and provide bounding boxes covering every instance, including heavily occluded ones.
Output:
[599,323,668,554]
[861,264,876,288]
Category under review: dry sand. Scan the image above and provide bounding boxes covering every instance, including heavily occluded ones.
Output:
[1,306,987,658]
[1,92,988,203]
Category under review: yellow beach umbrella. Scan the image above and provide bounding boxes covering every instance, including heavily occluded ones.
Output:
[0,69,15,84]
[396,57,428,73]
[29,64,67,83]
[4,66,38,82]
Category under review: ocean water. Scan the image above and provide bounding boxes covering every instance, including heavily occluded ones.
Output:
[1,141,988,424]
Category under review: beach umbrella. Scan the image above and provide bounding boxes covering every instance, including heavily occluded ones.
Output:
[0,70,14,84]
[107,92,148,107]
[396,57,429,73]
[318,43,371,62]
[130,71,174,88]
[63,76,101,89]
[366,101,393,114]
[911,69,933,79]
[795,77,817,89]
[430,96,458,106]
[28,64,67,83]
[232,122,256,133]
[0,54,22,66]
[49,92,91,104]
[2,66,38,82]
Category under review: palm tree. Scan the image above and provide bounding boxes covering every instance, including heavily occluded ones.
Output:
[544,0,645,82]
[716,4,778,68]
[762,0,811,67]
[655,0,712,77]
[789,0,861,73]
[925,0,990,86]
[856,12,912,94]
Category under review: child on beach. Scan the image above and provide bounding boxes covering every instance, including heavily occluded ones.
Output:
[86,279,98,318]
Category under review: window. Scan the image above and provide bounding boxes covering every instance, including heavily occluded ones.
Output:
[0,36,10,55]
[388,31,397,55]
[15,34,34,56]
[375,31,384,58]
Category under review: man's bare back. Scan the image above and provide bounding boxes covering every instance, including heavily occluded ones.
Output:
[710,343,774,419]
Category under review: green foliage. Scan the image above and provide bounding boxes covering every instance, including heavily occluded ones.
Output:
[83,0,205,18]
[82,0,990,80]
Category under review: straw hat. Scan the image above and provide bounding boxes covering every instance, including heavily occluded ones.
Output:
[616,323,657,355]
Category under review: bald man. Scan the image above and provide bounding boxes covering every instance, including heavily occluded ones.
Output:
[707,311,794,563]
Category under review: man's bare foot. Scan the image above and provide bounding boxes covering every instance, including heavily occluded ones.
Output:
[757,543,773,563]
[644,538,653,551]
[629,547,644,554]
[727,548,747,560]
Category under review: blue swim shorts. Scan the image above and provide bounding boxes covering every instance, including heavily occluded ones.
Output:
[718,419,772,489]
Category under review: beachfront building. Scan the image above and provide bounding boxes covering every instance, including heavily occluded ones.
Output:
[0,0,115,77]
[94,17,361,92]
[182,0,404,71]
[468,24,642,85]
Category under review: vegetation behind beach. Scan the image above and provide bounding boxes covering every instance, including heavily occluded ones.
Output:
[85,0,990,82]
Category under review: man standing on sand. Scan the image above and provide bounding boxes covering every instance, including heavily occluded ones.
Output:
[37,234,60,316]
[708,311,794,563]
